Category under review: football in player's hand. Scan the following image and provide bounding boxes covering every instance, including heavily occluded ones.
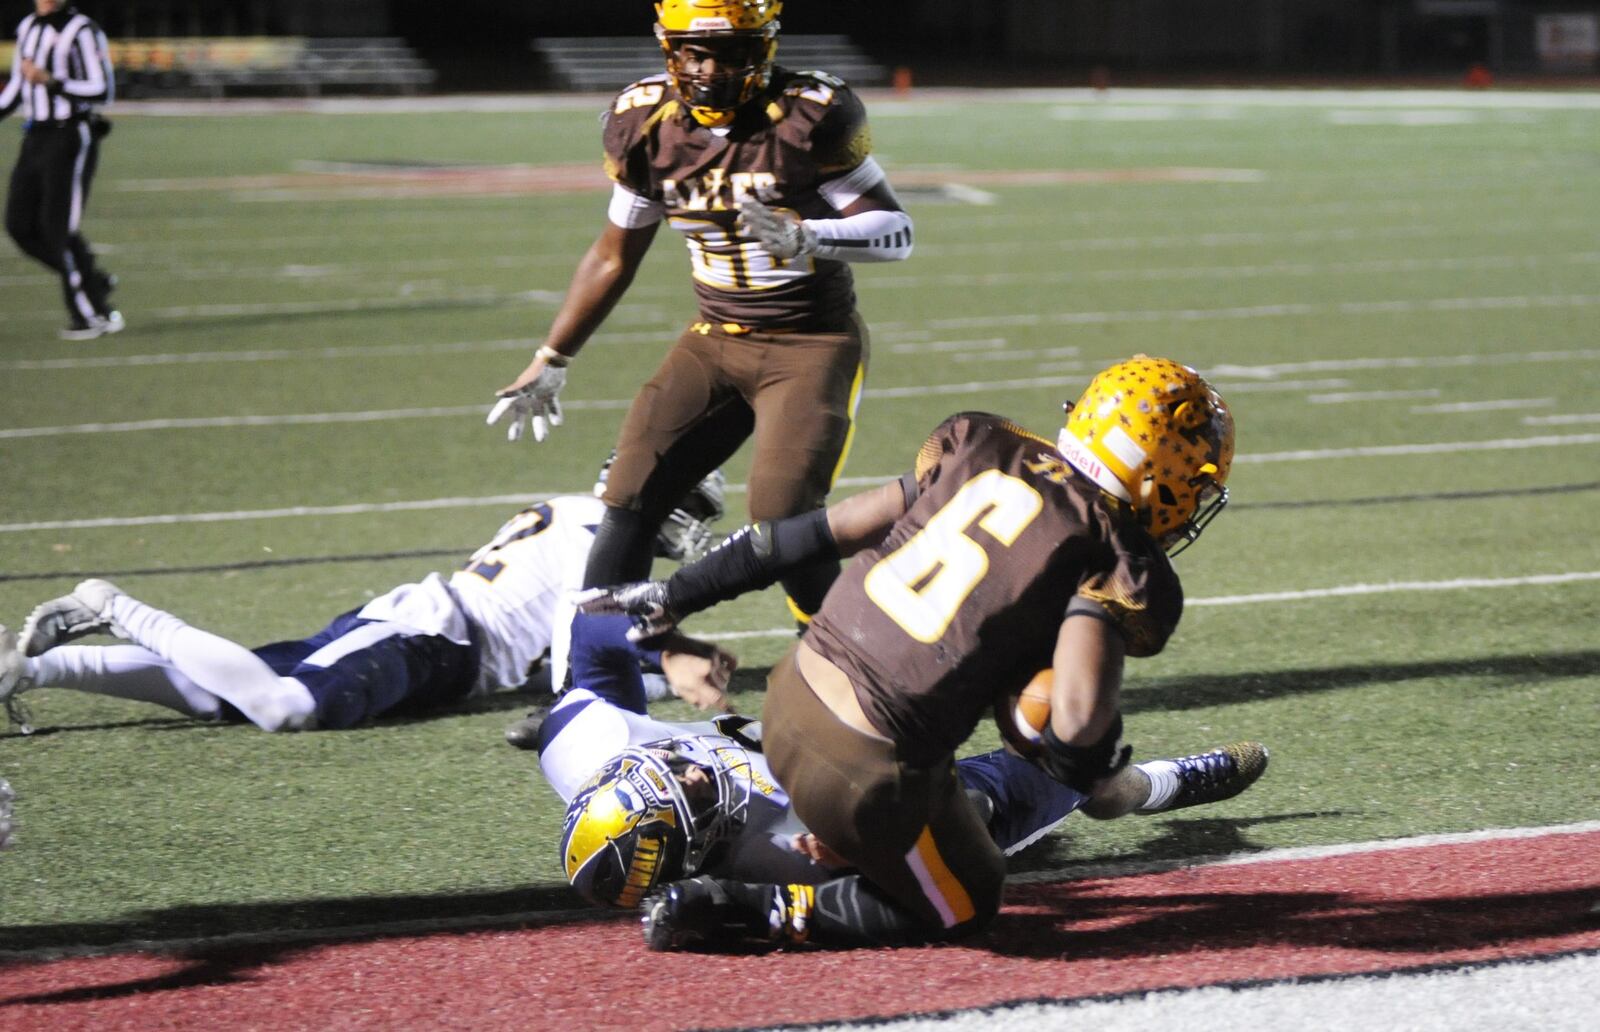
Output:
[995,669,1053,757]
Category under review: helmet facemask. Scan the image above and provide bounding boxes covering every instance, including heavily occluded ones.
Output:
[655,469,727,562]
[592,456,726,562]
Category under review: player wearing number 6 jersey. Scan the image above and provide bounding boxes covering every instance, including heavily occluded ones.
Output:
[491,0,912,626]
[1,477,725,733]
[578,356,1241,949]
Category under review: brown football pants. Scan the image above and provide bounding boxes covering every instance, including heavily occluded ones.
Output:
[762,645,1005,939]
[600,315,868,526]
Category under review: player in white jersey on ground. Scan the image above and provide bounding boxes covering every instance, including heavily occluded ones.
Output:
[0,475,726,733]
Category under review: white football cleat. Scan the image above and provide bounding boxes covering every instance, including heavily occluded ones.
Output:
[1,626,37,734]
[100,310,126,335]
[18,578,127,657]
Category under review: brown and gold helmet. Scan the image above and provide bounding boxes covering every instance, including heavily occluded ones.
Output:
[1057,355,1235,552]
[654,0,783,126]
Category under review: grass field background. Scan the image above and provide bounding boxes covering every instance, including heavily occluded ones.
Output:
[2,89,1597,952]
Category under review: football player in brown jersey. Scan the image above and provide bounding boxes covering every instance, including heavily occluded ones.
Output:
[579,356,1255,950]
[489,0,914,625]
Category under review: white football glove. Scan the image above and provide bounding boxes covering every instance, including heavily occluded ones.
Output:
[487,365,566,443]
[571,581,679,641]
[736,198,817,260]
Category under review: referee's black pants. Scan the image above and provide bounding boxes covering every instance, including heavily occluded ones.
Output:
[5,120,109,326]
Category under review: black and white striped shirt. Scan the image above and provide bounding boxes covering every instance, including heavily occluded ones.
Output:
[0,6,113,125]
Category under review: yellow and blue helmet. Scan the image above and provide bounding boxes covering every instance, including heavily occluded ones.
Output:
[560,735,755,908]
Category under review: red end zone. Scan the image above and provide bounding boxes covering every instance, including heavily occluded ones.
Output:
[3,828,1597,1031]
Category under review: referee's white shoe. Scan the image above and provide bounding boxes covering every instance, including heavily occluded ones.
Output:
[59,311,125,341]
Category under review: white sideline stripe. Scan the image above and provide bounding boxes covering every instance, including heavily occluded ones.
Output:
[6,434,1600,532]
[1009,818,1600,885]
[2,820,1593,964]
[702,572,1600,641]
[0,377,1340,441]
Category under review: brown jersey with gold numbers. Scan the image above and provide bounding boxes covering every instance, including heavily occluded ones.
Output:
[805,413,1185,765]
[603,67,871,331]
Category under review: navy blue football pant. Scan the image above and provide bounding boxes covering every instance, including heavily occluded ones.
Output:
[243,611,478,729]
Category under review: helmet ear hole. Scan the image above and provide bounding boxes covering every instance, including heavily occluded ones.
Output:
[1157,484,1178,506]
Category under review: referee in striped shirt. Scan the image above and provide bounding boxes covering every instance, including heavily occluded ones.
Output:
[1,0,120,340]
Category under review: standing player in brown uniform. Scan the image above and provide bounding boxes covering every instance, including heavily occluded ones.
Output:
[580,356,1253,949]
[489,0,913,623]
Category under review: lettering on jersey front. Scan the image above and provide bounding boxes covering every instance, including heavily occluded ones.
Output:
[662,171,778,212]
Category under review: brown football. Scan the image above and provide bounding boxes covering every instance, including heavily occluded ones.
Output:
[995,668,1053,757]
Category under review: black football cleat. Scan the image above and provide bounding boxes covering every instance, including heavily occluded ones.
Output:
[503,707,549,750]
[642,876,812,952]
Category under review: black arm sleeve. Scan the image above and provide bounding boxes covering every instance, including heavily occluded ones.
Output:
[665,509,839,616]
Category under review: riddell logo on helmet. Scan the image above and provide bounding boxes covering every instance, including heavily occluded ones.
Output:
[1056,433,1133,502]
[688,17,735,29]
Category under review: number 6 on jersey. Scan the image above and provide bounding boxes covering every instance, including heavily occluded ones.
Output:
[864,471,1044,643]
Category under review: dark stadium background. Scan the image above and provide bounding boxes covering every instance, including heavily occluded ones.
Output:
[75,1,1598,91]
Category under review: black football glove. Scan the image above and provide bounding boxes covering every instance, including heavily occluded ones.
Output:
[1034,713,1132,795]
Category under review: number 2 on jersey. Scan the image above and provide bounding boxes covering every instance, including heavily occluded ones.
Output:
[464,503,554,583]
[864,470,1043,643]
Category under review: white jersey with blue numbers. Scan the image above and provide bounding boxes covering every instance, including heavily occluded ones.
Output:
[357,495,604,695]
[540,689,834,885]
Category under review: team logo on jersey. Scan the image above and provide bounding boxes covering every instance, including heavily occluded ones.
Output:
[662,170,778,212]
[1024,453,1076,487]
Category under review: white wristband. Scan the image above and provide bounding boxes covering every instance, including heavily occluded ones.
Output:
[536,345,572,367]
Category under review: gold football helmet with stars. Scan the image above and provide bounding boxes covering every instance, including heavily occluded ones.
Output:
[654,0,783,126]
[1056,355,1235,553]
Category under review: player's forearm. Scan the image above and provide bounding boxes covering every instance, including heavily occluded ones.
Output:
[540,226,655,358]
[664,511,840,617]
[803,208,914,263]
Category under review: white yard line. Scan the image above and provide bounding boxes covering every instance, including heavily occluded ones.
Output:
[1525,413,1600,425]
[5,433,1599,530]
[1238,433,1600,464]
[1,819,1593,964]
[1308,389,1442,404]
[1410,398,1555,414]
[0,376,1341,440]
[703,572,1600,641]
[880,294,1600,333]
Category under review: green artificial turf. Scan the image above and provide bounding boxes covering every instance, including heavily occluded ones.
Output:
[2,90,1597,951]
